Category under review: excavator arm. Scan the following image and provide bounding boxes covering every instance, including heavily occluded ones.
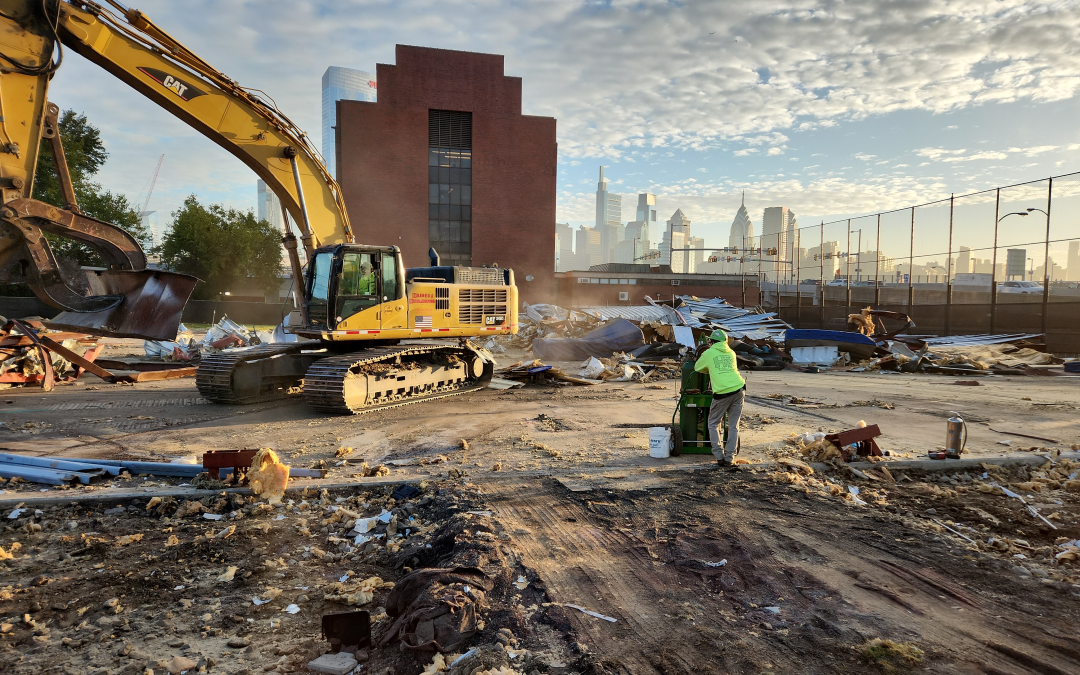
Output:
[0,0,352,338]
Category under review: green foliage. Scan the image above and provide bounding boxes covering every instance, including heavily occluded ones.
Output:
[31,110,147,265]
[159,195,282,300]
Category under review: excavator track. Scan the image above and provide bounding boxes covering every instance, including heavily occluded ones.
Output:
[303,343,492,415]
[196,343,321,404]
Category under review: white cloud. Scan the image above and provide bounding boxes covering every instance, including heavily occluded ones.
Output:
[855,153,877,161]
[916,144,1064,163]
[766,147,785,156]
[43,0,1080,223]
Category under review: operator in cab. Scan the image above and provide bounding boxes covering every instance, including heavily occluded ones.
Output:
[694,329,746,467]
[358,261,376,295]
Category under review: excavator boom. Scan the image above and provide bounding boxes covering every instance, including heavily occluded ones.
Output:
[0,0,353,339]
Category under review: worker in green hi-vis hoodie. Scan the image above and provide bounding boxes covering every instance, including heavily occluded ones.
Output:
[694,329,746,466]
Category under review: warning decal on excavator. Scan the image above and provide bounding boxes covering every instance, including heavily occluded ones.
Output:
[137,67,207,102]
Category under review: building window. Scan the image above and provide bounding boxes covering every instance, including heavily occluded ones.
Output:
[428,110,472,266]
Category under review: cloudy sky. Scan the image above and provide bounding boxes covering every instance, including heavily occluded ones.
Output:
[49,0,1080,264]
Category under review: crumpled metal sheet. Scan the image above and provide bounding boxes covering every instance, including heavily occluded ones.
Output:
[674,295,791,340]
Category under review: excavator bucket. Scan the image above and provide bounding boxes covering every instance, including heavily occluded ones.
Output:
[44,268,198,341]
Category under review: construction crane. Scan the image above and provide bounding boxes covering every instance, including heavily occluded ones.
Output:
[136,153,163,245]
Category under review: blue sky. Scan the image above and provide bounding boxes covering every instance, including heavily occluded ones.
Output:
[47,0,1080,265]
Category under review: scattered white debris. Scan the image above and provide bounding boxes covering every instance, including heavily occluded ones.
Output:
[563,603,617,622]
[764,606,781,614]
[704,559,727,568]
[203,513,223,521]
[7,509,26,519]
[285,604,300,614]
[513,576,529,590]
[451,648,479,667]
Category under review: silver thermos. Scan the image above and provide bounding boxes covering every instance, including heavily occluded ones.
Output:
[945,411,966,459]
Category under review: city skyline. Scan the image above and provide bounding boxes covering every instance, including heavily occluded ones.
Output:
[565,168,1080,283]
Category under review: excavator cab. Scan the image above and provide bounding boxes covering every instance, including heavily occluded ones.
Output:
[303,245,405,330]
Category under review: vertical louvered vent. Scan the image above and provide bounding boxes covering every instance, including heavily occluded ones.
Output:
[435,286,450,310]
[429,110,473,148]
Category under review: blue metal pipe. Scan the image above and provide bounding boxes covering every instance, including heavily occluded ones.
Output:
[0,464,103,485]
[0,453,123,476]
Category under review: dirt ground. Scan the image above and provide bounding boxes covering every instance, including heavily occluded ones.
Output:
[1,339,1079,674]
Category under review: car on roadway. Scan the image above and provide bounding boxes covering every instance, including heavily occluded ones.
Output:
[997,280,1044,294]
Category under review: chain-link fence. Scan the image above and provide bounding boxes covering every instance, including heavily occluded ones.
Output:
[750,172,1080,352]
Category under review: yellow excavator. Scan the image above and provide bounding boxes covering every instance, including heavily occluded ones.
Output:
[0,0,518,413]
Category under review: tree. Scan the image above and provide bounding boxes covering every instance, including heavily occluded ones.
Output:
[159,195,282,300]
[32,110,148,265]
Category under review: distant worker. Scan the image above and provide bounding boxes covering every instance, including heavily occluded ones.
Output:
[694,329,745,466]
[358,261,376,295]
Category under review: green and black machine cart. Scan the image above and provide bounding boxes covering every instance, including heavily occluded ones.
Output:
[670,354,738,456]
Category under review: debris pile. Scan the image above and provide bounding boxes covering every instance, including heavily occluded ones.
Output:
[0,320,104,387]
[672,295,792,340]
[145,316,294,361]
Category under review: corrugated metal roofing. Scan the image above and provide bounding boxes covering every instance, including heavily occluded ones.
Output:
[674,295,791,339]
[578,305,684,324]
[920,333,1043,347]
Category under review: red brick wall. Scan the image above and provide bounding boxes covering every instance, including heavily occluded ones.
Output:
[336,45,557,304]
[556,279,760,308]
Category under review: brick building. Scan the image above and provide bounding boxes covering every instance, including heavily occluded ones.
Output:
[335,45,557,303]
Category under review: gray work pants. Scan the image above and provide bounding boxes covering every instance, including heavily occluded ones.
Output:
[707,389,744,461]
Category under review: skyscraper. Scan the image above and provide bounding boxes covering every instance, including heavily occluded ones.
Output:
[1068,241,1080,281]
[555,222,574,272]
[956,246,972,276]
[322,66,377,179]
[762,206,797,266]
[728,192,754,251]
[663,209,692,272]
[576,225,603,270]
[635,193,657,243]
[595,167,622,263]
[257,179,283,231]
[140,211,162,248]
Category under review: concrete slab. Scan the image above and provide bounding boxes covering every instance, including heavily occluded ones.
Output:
[308,651,358,675]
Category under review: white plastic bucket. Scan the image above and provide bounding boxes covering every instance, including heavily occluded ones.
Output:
[648,427,671,458]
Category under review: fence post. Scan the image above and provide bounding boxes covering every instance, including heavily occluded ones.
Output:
[845,219,852,313]
[819,222,825,329]
[740,235,746,307]
[795,227,802,327]
[990,189,1000,333]
[907,208,915,309]
[776,232,782,316]
[945,194,954,336]
[1042,178,1053,337]
[874,214,881,306]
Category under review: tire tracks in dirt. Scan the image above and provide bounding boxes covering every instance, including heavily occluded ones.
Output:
[478,470,1080,674]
